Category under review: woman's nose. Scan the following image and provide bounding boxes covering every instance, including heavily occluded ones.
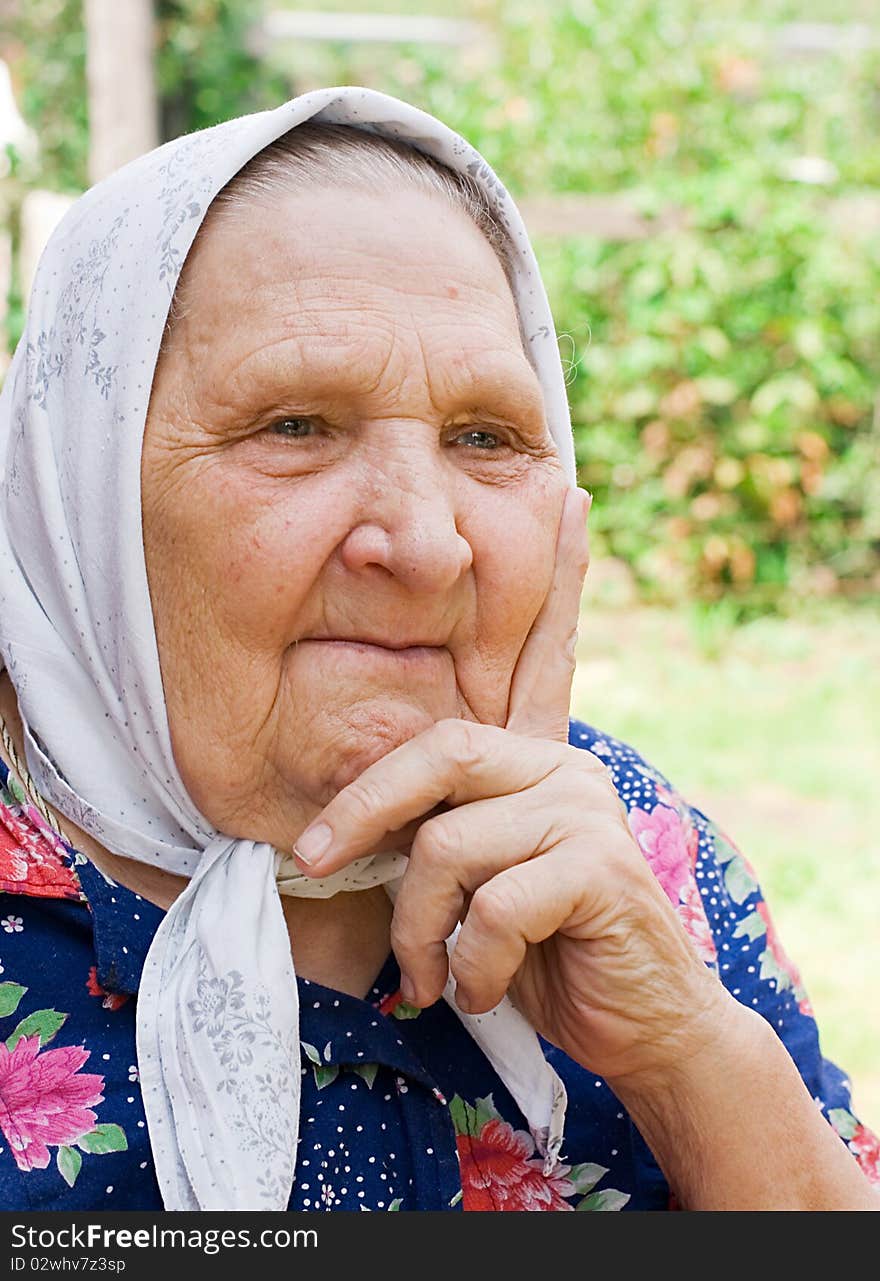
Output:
[338,472,473,593]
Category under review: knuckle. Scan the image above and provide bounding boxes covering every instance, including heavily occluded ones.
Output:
[434,717,485,773]
[584,748,611,773]
[571,747,615,783]
[469,876,527,935]
[557,753,632,834]
[413,815,464,869]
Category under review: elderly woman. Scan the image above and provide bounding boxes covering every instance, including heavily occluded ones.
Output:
[0,87,876,1214]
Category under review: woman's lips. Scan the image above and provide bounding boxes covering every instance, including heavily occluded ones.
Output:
[295,638,446,665]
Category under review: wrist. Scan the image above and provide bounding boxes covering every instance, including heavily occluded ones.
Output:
[604,994,879,1210]
[605,980,764,1106]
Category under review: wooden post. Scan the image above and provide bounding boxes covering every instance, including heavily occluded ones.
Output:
[0,221,11,375]
[84,0,159,185]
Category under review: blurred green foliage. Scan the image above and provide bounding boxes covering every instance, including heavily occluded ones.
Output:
[6,0,88,192]
[4,0,880,611]
[155,1,288,141]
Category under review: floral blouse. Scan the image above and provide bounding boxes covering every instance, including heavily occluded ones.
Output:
[0,718,876,1212]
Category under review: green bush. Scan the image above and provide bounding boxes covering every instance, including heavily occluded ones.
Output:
[539,190,880,610]
[6,0,880,610]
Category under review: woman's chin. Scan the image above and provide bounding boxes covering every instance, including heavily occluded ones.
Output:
[308,699,447,798]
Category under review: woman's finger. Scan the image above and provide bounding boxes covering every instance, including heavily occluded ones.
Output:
[449,844,590,1014]
[505,486,591,742]
[292,718,579,875]
[388,777,584,1004]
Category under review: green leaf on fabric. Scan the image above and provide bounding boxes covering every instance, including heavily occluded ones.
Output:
[6,774,26,806]
[300,1041,322,1066]
[758,949,791,991]
[568,1162,609,1195]
[576,1188,631,1211]
[0,983,27,1018]
[723,855,759,904]
[733,910,766,942]
[352,1062,378,1089]
[77,1124,128,1155]
[448,1094,475,1136]
[828,1108,858,1140]
[448,1094,499,1137]
[57,1145,82,1188]
[473,1095,501,1132]
[313,1064,339,1090]
[709,823,739,866]
[387,1198,403,1211]
[6,1007,67,1050]
[391,1001,422,1020]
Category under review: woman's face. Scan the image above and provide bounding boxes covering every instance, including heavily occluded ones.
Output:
[141,184,567,844]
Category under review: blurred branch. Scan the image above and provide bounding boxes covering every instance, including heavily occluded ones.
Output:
[697,20,880,58]
[250,10,490,52]
[84,0,158,183]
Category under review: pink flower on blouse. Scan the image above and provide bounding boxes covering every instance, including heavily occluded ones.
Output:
[627,804,694,904]
[677,880,718,965]
[849,1123,880,1186]
[0,1034,105,1171]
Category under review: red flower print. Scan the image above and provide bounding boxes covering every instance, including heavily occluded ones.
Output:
[0,827,28,884]
[378,989,404,1017]
[677,881,717,965]
[628,804,693,904]
[0,801,80,901]
[0,1034,105,1171]
[86,966,129,1012]
[456,1118,576,1211]
[849,1123,880,1186]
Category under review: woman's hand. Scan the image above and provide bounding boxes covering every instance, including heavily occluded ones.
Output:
[292,487,729,1085]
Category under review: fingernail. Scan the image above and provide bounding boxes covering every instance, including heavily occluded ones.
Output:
[583,488,593,516]
[293,822,332,867]
[399,973,416,1003]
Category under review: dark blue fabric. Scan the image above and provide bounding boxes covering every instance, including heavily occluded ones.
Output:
[0,719,867,1211]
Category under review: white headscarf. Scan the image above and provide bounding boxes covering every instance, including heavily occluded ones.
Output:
[0,87,576,1210]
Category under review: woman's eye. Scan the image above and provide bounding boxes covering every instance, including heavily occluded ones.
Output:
[454,429,503,450]
[268,417,318,439]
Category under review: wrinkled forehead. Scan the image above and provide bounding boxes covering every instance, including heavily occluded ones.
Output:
[164,181,533,375]
[18,89,575,481]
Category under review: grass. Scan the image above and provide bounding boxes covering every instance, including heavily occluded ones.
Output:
[571,591,880,1130]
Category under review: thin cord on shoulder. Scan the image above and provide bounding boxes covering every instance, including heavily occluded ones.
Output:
[0,709,65,837]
